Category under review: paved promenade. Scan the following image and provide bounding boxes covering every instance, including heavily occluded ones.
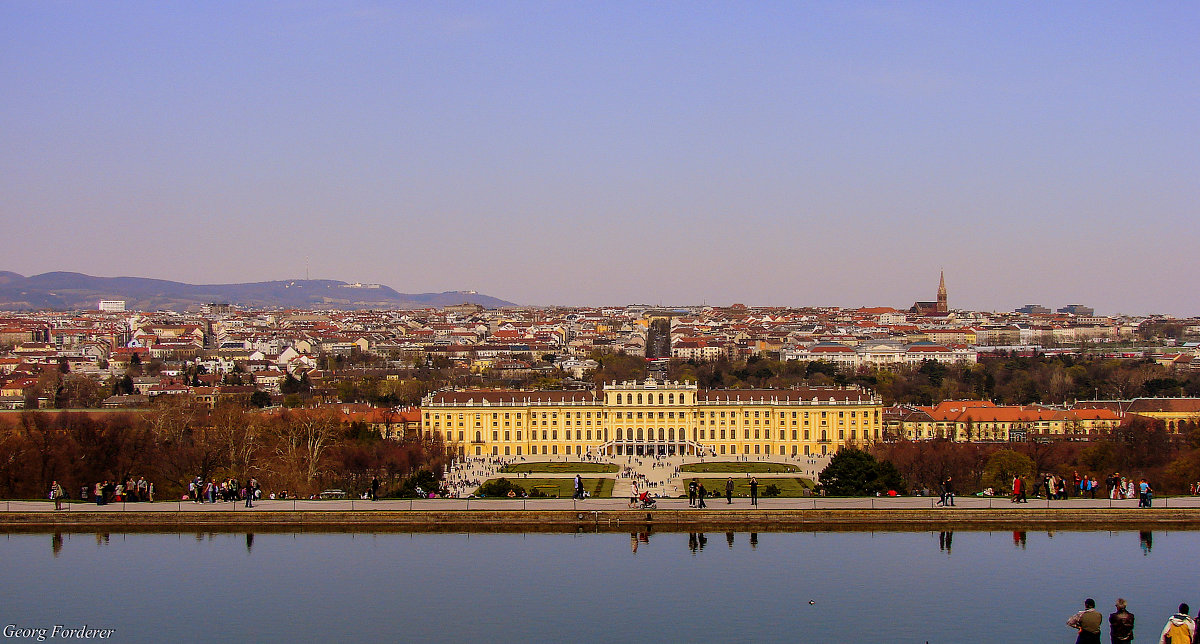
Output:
[6,495,1200,513]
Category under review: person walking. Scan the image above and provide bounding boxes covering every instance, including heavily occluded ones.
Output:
[50,480,65,510]
[750,477,759,506]
[573,474,583,500]
[725,477,734,504]
[371,476,379,502]
[1012,474,1022,503]
[1158,603,1195,644]
[939,476,955,507]
[1066,598,1103,644]
[696,482,707,509]
[1108,598,1134,644]
[245,477,257,508]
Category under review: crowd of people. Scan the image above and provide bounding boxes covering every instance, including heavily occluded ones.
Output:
[81,477,155,506]
[185,476,260,506]
[1066,597,1194,644]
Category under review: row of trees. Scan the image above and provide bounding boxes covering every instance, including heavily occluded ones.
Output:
[864,417,1200,496]
[0,399,451,500]
[663,353,1200,405]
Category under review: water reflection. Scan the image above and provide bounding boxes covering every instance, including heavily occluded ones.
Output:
[1140,531,1153,555]
[7,529,1200,644]
[938,531,953,554]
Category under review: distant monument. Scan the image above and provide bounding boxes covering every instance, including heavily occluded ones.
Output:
[910,271,948,315]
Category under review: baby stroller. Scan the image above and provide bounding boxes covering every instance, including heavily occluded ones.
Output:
[638,492,656,509]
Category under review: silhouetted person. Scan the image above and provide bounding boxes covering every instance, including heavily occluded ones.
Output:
[1067,598,1102,644]
[1108,598,1134,644]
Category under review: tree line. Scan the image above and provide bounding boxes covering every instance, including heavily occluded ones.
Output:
[866,417,1200,496]
[0,399,451,501]
[665,353,1200,405]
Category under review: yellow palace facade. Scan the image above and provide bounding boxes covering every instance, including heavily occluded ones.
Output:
[421,379,883,458]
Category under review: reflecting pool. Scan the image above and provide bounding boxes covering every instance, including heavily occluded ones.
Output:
[3,529,1195,643]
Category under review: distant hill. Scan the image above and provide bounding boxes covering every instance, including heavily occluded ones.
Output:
[0,272,516,311]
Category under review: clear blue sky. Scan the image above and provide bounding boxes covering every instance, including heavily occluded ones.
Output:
[2,2,1197,315]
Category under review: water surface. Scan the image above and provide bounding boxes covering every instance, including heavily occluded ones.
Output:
[2,529,1192,643]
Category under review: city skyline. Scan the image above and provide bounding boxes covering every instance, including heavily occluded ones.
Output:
[0,267,1175,318]
[2,3,1197,315]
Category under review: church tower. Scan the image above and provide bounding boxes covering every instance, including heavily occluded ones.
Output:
[936,270,948,313]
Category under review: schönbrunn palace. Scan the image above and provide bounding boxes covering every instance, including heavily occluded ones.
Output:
[422,379,883,458]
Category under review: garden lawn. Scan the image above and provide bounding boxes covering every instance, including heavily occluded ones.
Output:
[683,477,814,498]
[680,462,799,474]
[501,462,619,474]
[477,477,614,498]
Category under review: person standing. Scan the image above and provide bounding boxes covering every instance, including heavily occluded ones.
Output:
[688,479,697,508]
[940,476,955,507]
[725,478,734,504]
[50,480,65,510]
[749,477,759,506]
[573,474,583,500]
[245,477,257,508]
[1108,598,1134,644]
[371,476,379,502]
[1012,474,1022,503]
[1138,479,1151,508]
[1158,603,1195,644]
[1066,598,1103,644]
[696,482,707,509]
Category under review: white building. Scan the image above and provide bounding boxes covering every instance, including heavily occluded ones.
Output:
[98,300,127,313]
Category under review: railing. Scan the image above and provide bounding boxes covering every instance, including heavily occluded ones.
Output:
[5,495,1200,514]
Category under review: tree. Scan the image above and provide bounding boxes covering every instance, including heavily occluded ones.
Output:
[818,448,905,496]
[478,478,524,498]
[982,449,1035,491]
[249,391,272,408]
[268,408,340,491]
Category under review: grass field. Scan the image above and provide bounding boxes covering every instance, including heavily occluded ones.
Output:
[500,462,619,474]
[680,462,800,474]
[478,477,615,498]
[683,477,814,498]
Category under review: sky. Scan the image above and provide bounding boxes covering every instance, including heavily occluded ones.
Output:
[1,2,1197,315]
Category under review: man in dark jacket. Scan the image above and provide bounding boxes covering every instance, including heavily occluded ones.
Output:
[725,478,734,504]
[1108,598,1134,643]
[939,476,954,507]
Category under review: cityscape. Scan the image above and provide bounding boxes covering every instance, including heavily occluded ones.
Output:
[3,2,1198,643]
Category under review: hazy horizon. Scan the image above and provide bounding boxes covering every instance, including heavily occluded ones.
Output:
[3,3,1197,315]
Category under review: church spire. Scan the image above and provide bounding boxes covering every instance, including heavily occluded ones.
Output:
[936,270,948,313]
